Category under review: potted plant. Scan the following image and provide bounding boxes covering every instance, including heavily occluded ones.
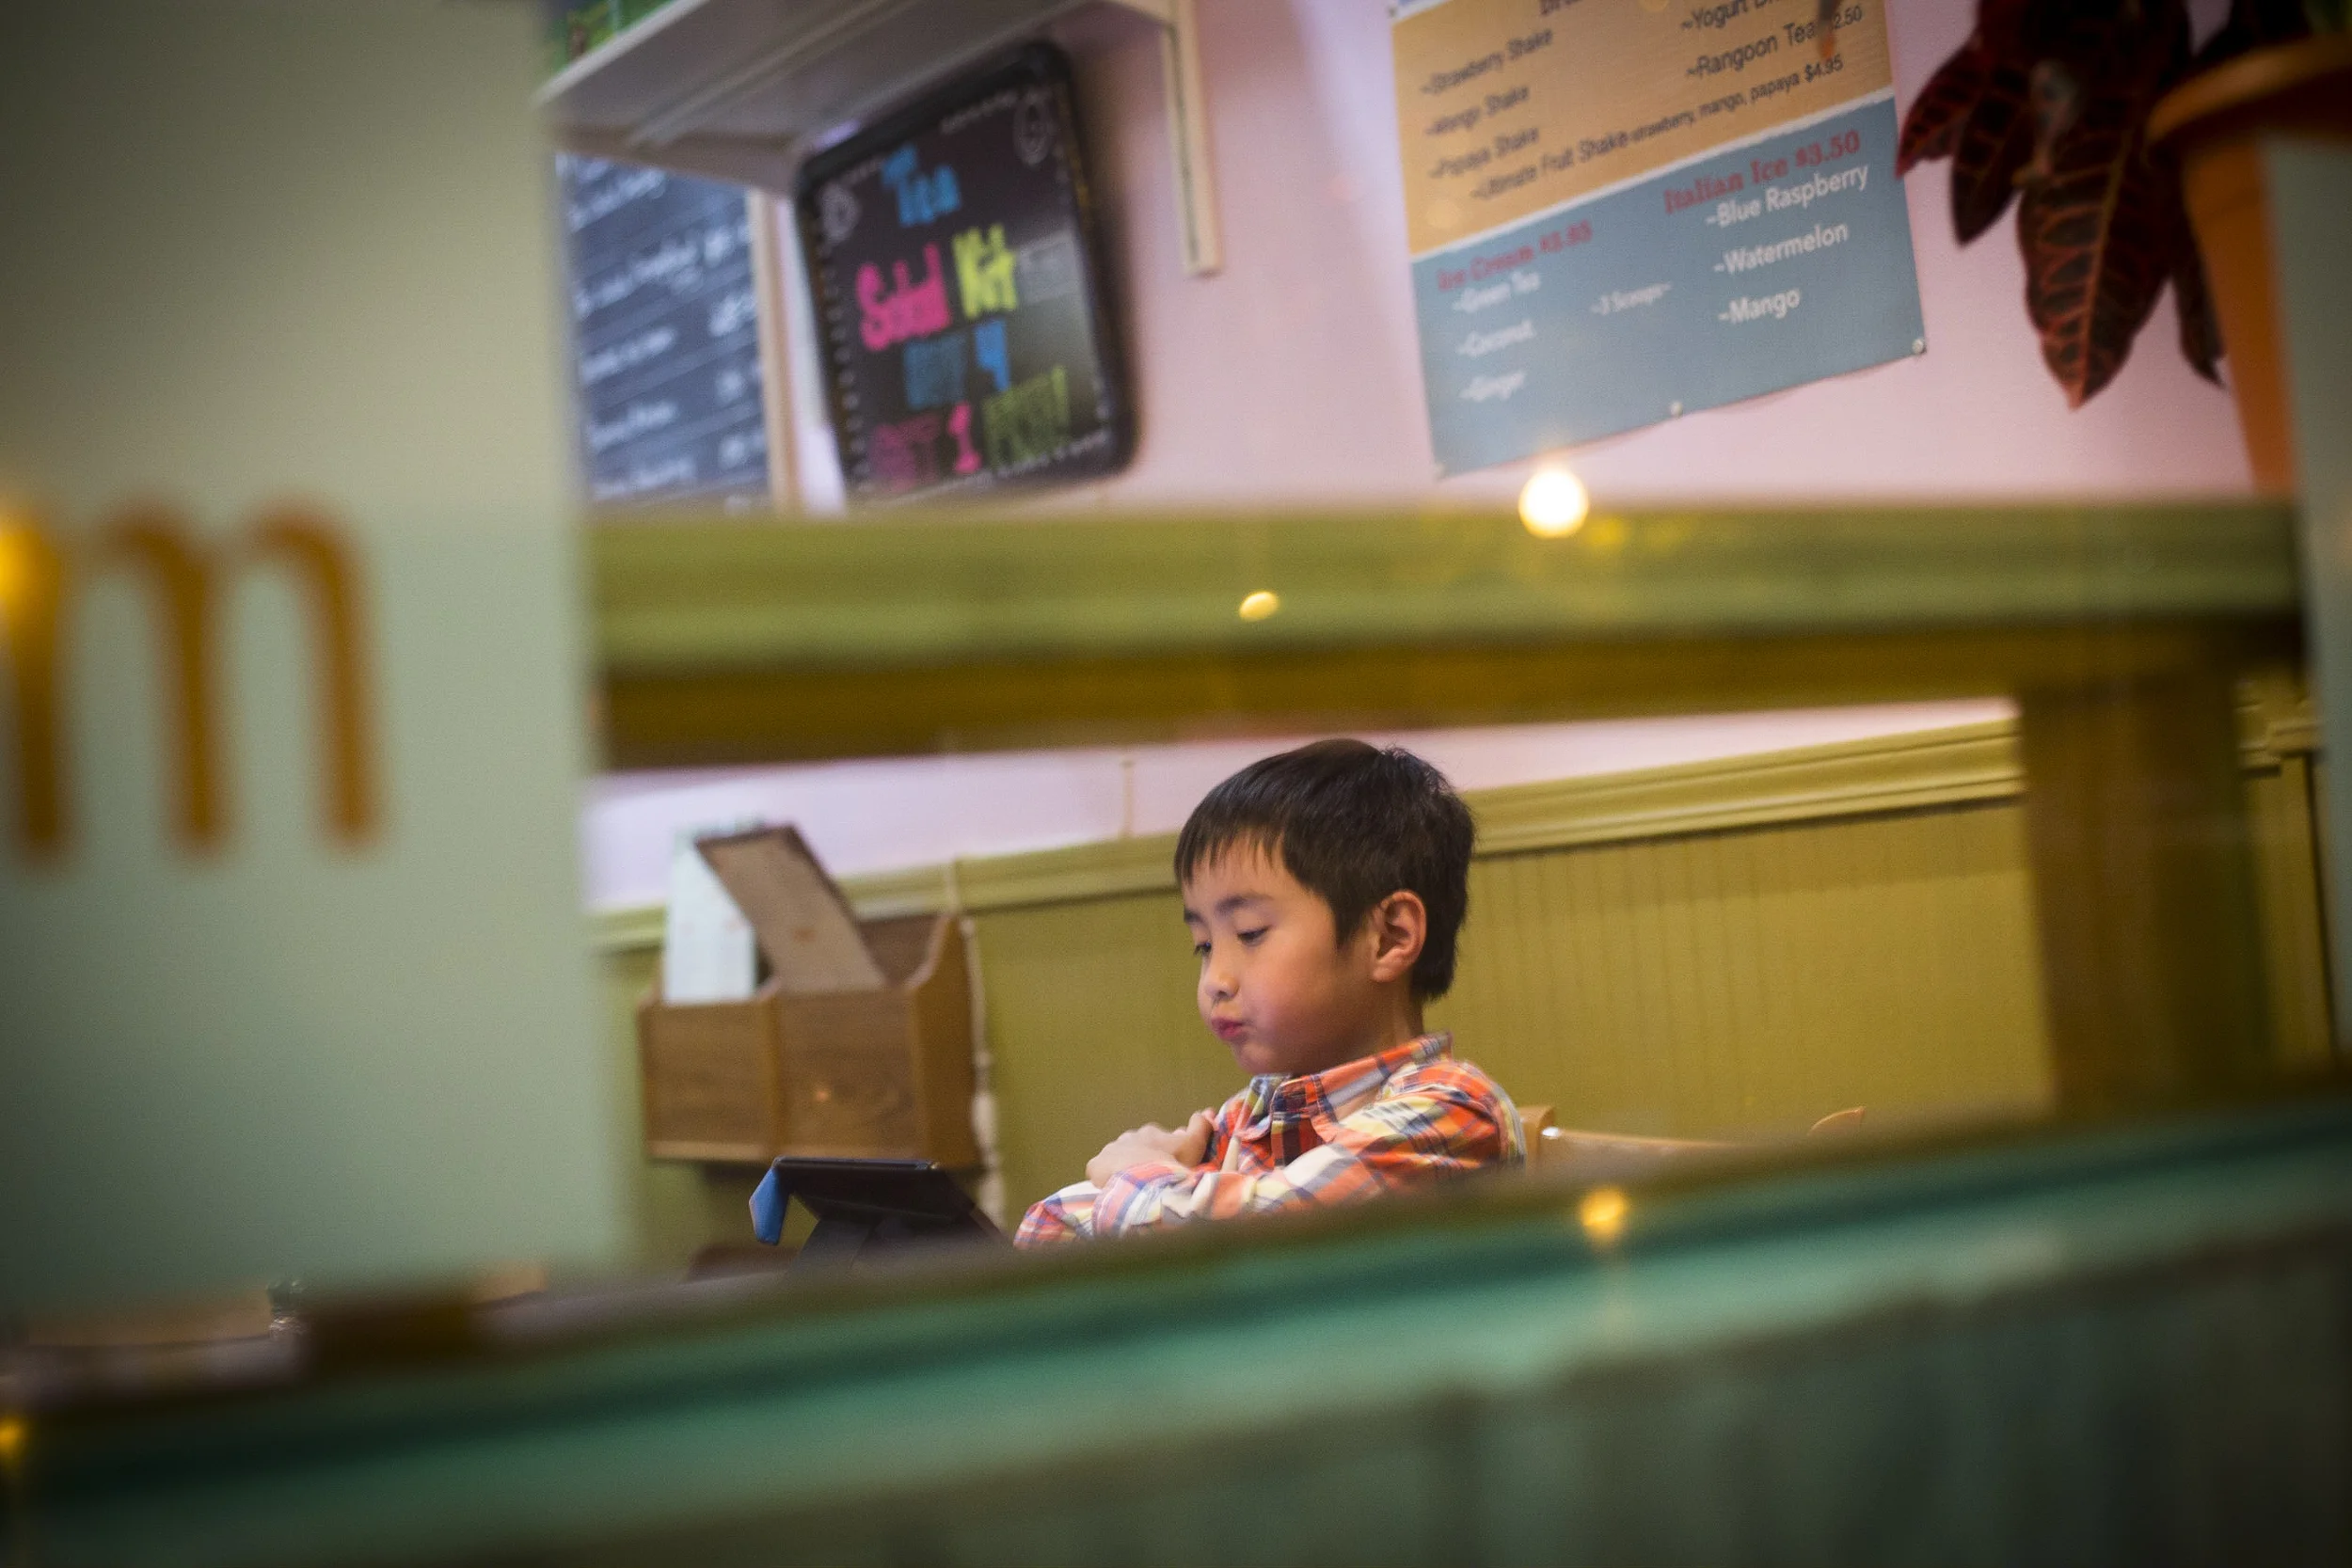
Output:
[1890,0,2351,488]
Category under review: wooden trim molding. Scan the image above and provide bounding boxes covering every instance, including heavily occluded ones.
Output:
[594,717,2031,952]
[591,676,2317,954]
[844,863,956,920]
[593,506,2298,769]
[595,505,2298,676]
[951,833,1178,913]
[591,863,952,954]
[592,903,666,954]
[1470,721,2019,857]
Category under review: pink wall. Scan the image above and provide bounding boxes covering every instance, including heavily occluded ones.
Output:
[787,0,2254,507]
[589,0,2249,911]
[1045,0,2253,504]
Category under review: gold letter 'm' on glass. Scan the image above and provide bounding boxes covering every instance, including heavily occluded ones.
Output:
[0,506,380,862]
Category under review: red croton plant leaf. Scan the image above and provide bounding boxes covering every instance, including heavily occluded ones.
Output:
[2014,65,2178,404]
[1897,0,2312,404]
[2013,5,2191,404]
[2172,214,2224,383]
[1950,56,2037,242]
[1899,43,1990,171]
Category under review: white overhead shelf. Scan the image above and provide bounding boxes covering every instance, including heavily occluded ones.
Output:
[538,0,1220,274]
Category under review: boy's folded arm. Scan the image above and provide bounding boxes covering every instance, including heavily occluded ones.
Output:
[1015,1180,1104,1246]
[1015,1104,1225,1247]
[1090,1084,1513,1237]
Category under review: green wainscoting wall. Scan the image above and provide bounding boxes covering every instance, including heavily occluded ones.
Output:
[596,691,2329,1263]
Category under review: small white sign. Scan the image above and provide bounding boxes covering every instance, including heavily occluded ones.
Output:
[662,823,764,1004]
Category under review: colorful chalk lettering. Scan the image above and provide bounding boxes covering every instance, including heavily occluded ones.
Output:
[947,402,981,475]
[973,319,1011,394]
[981,367,1070,468]
[870,411,944,489]
[954,224,1019,320]
[902,331,967,410]
[882,145,961,228]
[857,245,952,351]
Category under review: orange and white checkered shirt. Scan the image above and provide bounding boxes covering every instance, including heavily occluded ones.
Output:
[1016,1033,1523,1246]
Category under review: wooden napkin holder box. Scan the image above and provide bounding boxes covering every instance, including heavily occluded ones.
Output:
[634,828,978,1167]
[637,911,977,1166]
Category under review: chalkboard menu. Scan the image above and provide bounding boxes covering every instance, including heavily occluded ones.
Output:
[795,45,1133,506]
[556,155,771,508]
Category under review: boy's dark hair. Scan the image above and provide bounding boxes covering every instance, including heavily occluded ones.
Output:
[1173,739,1473,999]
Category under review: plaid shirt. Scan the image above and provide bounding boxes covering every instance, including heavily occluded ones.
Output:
[1016,1033,1522,1247]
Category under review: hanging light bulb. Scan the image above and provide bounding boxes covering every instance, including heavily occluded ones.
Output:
[1518,465,1591,538]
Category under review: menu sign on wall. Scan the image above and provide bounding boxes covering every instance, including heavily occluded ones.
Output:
[1392,0,1926,474]
[558,155,772,508]
[796,45,1133,506]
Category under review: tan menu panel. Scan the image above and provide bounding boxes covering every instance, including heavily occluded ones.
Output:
[1392,0,1892,259]
[1391,0,1921,470]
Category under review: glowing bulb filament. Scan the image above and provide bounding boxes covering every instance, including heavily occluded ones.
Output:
[1519,467,1591,538]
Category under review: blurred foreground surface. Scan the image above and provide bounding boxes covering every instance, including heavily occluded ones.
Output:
[7,1092,2350,1566]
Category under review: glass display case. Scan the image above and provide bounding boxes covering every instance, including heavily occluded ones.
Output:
[13,499,2350,1565]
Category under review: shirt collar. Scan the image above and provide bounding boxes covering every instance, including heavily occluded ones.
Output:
[1249,1032,1453,1124]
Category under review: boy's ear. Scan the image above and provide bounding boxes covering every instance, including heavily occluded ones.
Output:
[1364,891,1427,984]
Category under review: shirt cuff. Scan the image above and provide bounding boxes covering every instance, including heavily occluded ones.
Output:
[1014,1180,1102,1247]
[1093,1159,1195,1234]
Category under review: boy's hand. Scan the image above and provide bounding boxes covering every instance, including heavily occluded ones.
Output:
[1086,1110,1214,1186]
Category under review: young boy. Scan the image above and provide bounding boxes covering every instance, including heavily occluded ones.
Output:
[1016,739,1523,1247]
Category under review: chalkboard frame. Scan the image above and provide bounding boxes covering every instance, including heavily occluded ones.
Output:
[794,43,1134,507]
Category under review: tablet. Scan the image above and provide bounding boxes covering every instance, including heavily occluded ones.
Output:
[752,1157,1006,1269]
